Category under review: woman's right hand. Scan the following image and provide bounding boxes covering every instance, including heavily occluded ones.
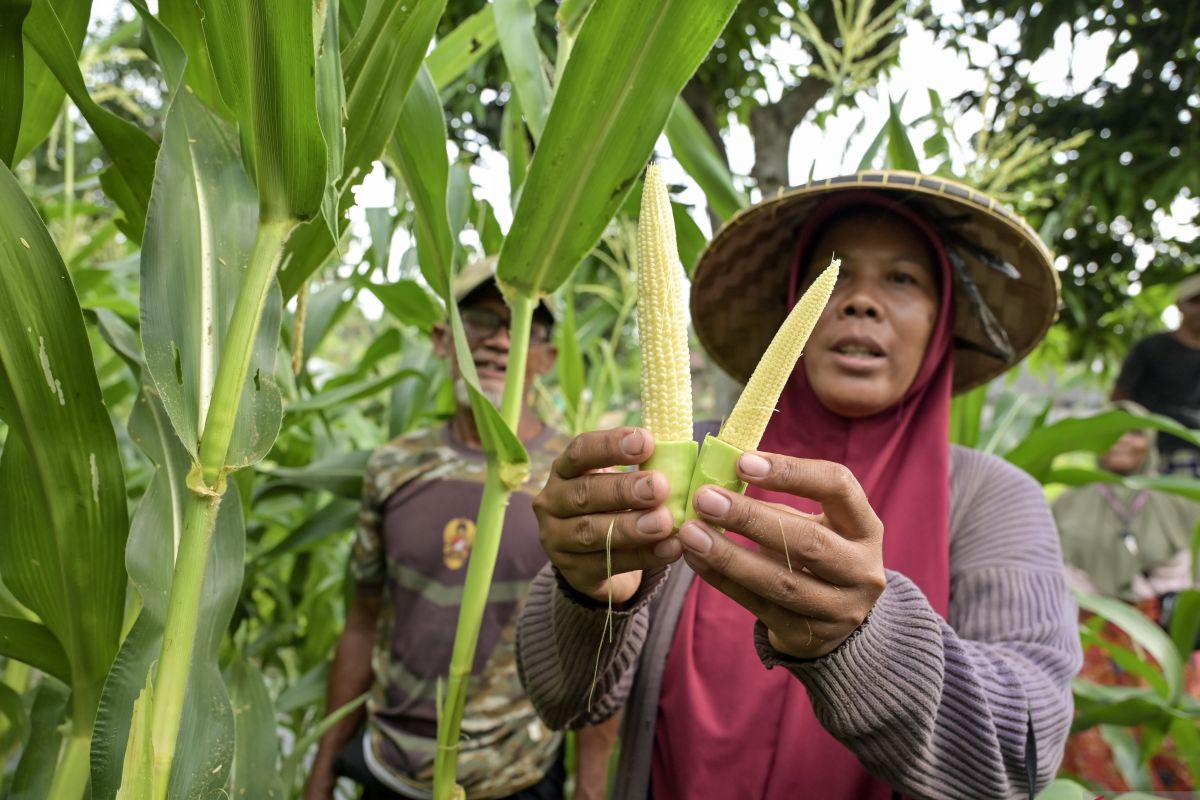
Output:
[533,427,683,604]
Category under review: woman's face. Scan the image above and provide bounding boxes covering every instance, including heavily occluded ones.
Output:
[799,211,941,418]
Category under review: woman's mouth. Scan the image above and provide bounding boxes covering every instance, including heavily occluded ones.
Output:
[828,337,885,372]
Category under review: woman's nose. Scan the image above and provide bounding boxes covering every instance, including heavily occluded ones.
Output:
[836,289,881,319]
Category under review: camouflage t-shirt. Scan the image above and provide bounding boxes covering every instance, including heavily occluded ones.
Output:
[352,423,570,799]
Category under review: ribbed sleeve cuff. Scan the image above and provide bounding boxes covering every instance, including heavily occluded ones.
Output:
[754,572,945,739]
[518,564,670,730]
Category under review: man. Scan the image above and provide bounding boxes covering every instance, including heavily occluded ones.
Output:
[306,259,617,799]
[1113,273,1200,476]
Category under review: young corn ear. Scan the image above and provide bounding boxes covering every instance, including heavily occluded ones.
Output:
[685,258,840,516]
[637,164,697,529]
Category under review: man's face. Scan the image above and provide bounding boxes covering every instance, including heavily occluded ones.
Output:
[432,285,556,408]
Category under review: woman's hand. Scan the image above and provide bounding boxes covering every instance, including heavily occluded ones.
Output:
[532,427,684,604]
[680,451,886,659]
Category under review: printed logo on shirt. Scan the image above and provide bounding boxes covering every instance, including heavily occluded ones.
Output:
[443,517,476,569]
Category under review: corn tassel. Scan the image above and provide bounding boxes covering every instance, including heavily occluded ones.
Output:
[685,258,840,516]
[637,164,697,529]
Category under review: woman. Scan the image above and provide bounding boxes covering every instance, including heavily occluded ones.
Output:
[516,172,1082,799]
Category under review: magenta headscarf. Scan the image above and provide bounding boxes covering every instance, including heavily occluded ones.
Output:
[653,191,956,799]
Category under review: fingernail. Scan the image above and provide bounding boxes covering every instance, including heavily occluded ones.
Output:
[653,538,682,559]
[634,475,657,501]
[693,487,730,518]
[678,523,712,554]
[636,510,664,533]
[739,452,770,478]
[621,430,645,457]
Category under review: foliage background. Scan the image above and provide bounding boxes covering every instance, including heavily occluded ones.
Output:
[0,0,1198,797]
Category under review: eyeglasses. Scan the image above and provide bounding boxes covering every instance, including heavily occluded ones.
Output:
[461,307,552,344]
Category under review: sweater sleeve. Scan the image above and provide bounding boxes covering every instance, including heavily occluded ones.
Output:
[516,563,670,730]
[756,449,1082,800]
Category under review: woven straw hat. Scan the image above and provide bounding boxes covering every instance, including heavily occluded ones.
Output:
[690,170,1060,394]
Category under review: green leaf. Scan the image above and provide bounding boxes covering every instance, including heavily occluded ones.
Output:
[494,0,551,142]
[501,89,531,200]
[0,160,127,724]
[1100,724,1154,791]
[664,97,748,222]
[389,64,527,477]
[0,616,70,683]
[278,692,367,791]
[158,0,227,112]
[0,0,33,166]
[950,384,987,447]
[1076,590,1185,704]
[91,449,245,796]
[427,4,498,91]
[199,0,328,222]
[497,0,741,297]
[12,0,91,163]
[856,115,889,172]
[884,95,920,171]
[1007,408,1200,482]
[139,91,281,468]
[113,674,154,800]
[361,278,445,331]
[273,0,445,298]
[9,679,69,799]
[0,680,29,754]
[391,65,455,296]
[1168,589,1200,660]
[225,657,285,799]
[316,0,346,243]
[341,0,446,183]
[21,1,157,239]
[126,0,186,93]
[1033,779,1094,800]
[252,498,358,562]
[286,368,426,414]
[256,450,371,500]
[671,200,706,276]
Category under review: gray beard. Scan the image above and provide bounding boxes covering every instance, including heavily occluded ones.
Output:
[455,376,504,409]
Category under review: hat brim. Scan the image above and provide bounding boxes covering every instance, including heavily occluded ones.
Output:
[690,171,1060,394]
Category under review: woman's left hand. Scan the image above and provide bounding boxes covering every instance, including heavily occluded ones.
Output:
[681,450,887,660]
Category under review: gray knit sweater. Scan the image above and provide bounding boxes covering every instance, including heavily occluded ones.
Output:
[516,446,1082,800]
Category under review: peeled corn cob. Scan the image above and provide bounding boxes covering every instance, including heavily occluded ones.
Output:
[684,258,840,516]
[637,164,698,529]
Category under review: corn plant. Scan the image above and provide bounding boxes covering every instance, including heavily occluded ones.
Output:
[2,0,443,794]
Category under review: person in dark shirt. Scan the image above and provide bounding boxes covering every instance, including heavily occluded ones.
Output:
[1112,273,1200,476]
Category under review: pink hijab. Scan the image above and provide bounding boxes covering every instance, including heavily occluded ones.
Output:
[654,192,956,799]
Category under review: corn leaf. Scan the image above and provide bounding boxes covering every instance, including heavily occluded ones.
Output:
[664,97,748,222]
[126,0,185,93]
[0,617,70,683]
[157,0,226,113]
[342,0,446,183]
[0,160,128,724]
[316,0,345,243]
[198,0,327,222]
[392,64,528,477]
[360,278,445,331]
[555,289,585,426]
[140,90,281,468]
[500,88,531,200]
[9,679,69,799]
[0,681,28,754]
[11,0,91,163]
[884,95,920,171]
[113,675,154,800]
[21,1,157,239]
[1076,591,1184,705]
[497,0,740,297]
[0,0,33,166]
[91,396,244,795]
[224,657,285,799]
[275,0,445,299]
[428,4,498,91]
[494,0,551,142]
[1006,408,1200,482]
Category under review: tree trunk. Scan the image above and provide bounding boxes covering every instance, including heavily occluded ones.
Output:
[748,76,831,197]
